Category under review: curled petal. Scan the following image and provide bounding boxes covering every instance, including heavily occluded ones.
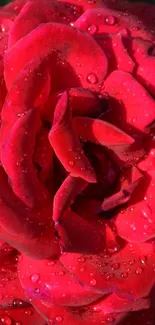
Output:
[53,175,87,223]
[73,116,134,151]
[34,128,54,181]
[49,92,96,183]
[1,57,50,145]
[56,209,106,254]
[5,22,108,90]
[102,167,143,211]
[1,108,50,209]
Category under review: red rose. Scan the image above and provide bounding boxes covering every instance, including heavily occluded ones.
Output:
[0,0,155,324]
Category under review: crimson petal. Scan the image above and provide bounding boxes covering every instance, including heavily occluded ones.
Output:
[104,70,155,131]
[18,255,102,307]
[1,108,50,209]
[53,175,87,223]
[5,22,108,90]
[60,242,155,299]
[49,92,96,183]
[73,116,134,151]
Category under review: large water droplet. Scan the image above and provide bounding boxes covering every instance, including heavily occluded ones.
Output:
[25,310,32,316]
[121,272,128,278]
[105,15,116,25]
[87,24,98,35]
[87,73,98,84]
[129,259,135,265]
[140,256,147,265]
[55,316,63,322]
[90,278,97,286]
[68,160,75,167]
[30,273,40,283]
[111,263,120,270]
[78,257,86,263]
[1,316,12,325]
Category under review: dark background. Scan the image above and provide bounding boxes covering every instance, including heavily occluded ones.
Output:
[0,0,155,5]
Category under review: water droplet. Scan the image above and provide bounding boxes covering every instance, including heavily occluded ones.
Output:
[140,256,147,265]
[68,160,75,167]
[15,322,22,325]
[107,316,115,323]
[79,267,85,272]
[90,278,97,286]
[34,288,40,294]
[135,267,143,275]
[129,259,135,265]
[87,24,98,35]
[1,316,12,325]
[106,273,114,279]
[30,273,40,283]
[87,73,98,84]
[105,15,116,25]
[111,263,120,270]
[25,310,32,316]
[55,316,63,322]
[78,257,86,263]
[58,271,65,276]
[121,272,128,278]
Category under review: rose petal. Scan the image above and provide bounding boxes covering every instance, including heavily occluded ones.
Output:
[1,108,50,209]
[53,175,87,223]
[8,0,78,48]
[1,57,50,145]
[33,299,125,325]
[102,166,143,211]
[18,255,102,307]
[5,22,108,91]
[74,7,153,41]
[103,70,155,131]
[60,242,155,299]
[49,92,96,183]
[34,127,54,182]
[56,208,106,254]
[0,307,44,325]
[98,32,135,74]
[73,116,134,151]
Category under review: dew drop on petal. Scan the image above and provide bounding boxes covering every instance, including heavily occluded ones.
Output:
[87,24,98,35]
[105,15,116,25]
[25,310,32,316]
[78,257,86,263]
[1,316,12,325]
[87,73,98,84]
[55,316,63,322]
[111,263,120,270]
[90,278,97,286]
[68,160,75,167]
[30,273,40,283]
[135,267,143,275]
[140,256,147,265]
[129,259,135,265]
[121,272,128,278]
